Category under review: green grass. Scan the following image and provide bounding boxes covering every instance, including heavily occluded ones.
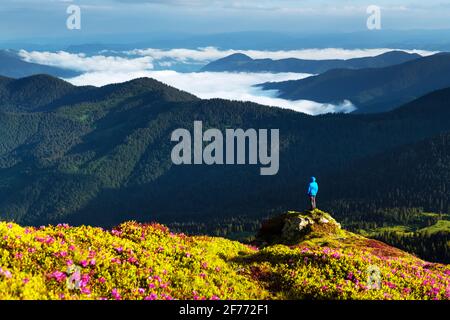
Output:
[361,212,450,237]
[373,225,412,234]
[418,220,450,234]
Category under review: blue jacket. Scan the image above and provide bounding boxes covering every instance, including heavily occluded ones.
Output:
[307,177,319,196]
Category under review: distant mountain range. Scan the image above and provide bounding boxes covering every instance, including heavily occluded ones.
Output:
[0,50,79,79]
[259,52,450,113]
[4,29,450,52]
[0,74,450,229]
[201,51,421,74]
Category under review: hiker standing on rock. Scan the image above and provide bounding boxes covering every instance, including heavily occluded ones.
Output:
[307,177,319,210]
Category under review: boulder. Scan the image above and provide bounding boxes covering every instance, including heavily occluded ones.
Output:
[256,209,341,245]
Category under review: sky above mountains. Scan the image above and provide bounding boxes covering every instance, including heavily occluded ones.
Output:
[18,47,436,115]
[2,1,449,115]
[2,0,450,41]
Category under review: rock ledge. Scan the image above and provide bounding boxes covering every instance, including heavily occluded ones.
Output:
[256,209,342,245]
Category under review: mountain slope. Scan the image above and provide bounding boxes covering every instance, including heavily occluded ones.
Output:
[0,74,86,112]
[1,75,450,231]
[315,125,450,263]
[259,52,450,113]
[0,75,198,112]
[322,130,450,224]
[202,51,421,74]
[323,87,450,210]
[0,210,448,300]
[0,50,79,79]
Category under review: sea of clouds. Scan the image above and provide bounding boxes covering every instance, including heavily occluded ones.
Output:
[18,47,437,115]
[125,47,436,62]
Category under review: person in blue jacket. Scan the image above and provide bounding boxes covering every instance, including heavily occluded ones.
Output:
[307,177,319,210]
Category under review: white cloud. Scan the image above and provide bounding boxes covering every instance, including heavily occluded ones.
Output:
[127,47,437,63]
[18,50,154,72]
[22,47,430,114]
[20,47,438,74]
[64,70,356,115]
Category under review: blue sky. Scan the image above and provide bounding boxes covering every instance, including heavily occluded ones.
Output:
[2,0,450,41]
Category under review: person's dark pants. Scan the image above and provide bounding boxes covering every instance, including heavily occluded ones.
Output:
[310,196,316,209]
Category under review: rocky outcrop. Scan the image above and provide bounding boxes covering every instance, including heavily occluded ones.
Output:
[256,209,342,245]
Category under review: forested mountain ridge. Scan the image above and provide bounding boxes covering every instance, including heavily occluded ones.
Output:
[202,51,421,74]
[0,75,449,237]
[323,131,450,221]
[259,52,450,113]
[0,75,198,112]
[0,74,84,111]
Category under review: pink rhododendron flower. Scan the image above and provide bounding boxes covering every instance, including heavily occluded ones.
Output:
[127,257,138,264]
[145,293,158,300]
[111,288,121,300]
[50,271,66,283]
[81,287,91,295]
[160,283,168,289]
[0,268,12,279]
[331,252,341,259]
[111,229,122,236]
[153,275,162,282]
[80,274,90,287]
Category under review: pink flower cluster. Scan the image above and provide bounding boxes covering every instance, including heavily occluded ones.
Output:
[0,267,12,279]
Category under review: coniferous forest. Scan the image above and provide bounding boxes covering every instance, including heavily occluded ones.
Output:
[0,74,449,263]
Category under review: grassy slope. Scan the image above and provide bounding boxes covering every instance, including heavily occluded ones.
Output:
[418,220,450,234]
[0,212,449,300]
[363,213,450,236]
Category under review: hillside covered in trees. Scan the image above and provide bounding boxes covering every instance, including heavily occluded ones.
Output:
[0,74,449,262]
[259,52,450,113]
